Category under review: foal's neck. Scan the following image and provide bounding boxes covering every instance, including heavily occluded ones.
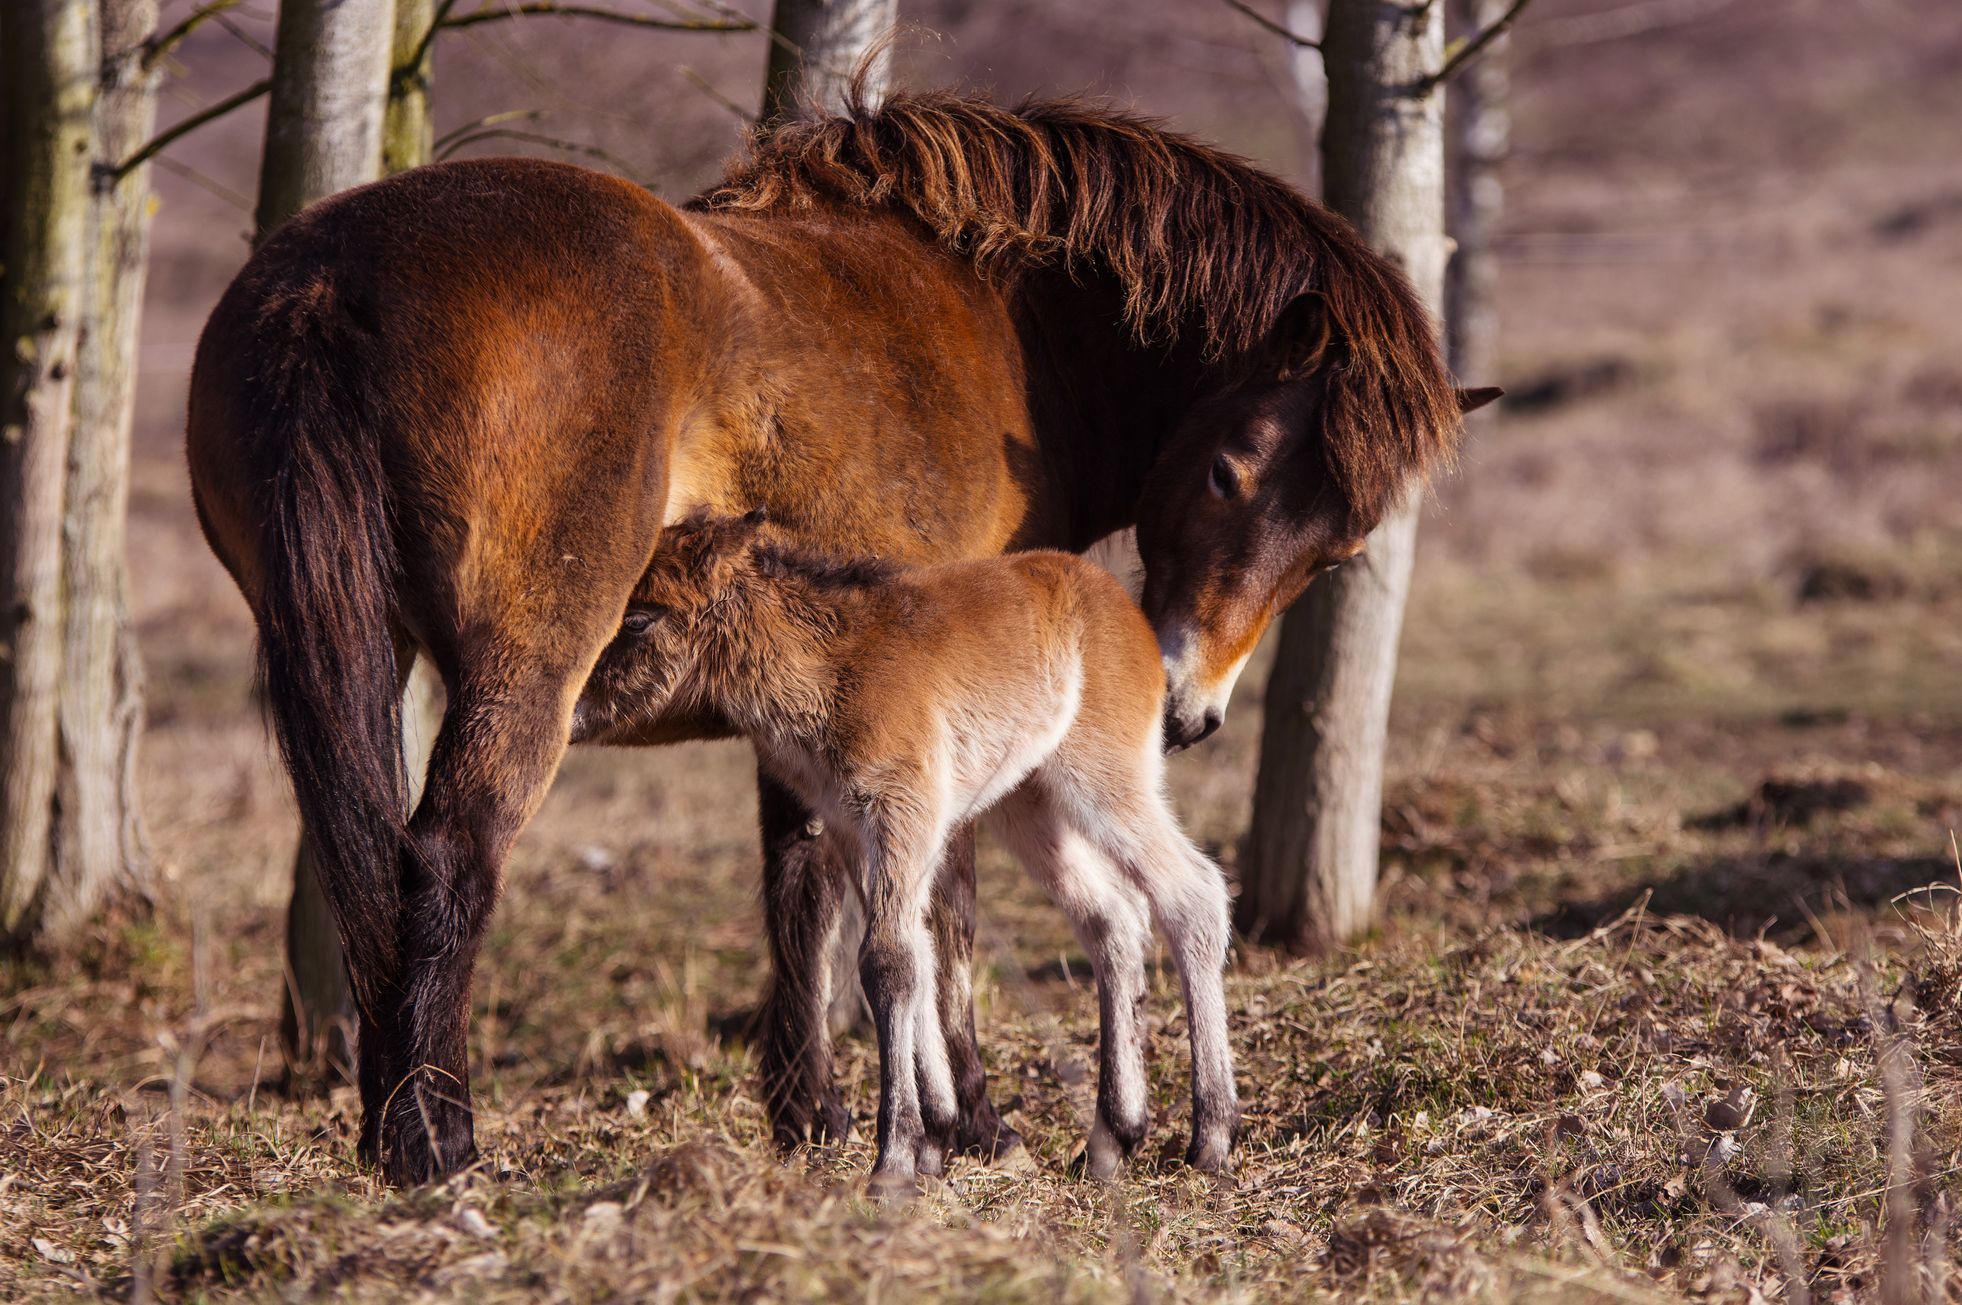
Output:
[694,571,865,746]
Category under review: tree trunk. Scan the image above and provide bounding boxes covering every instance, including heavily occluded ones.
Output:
[1,0,97,942]
[1240,0,1448,954]
[762,0,897,122]
[255,0,392,241]
[382,0,436,176]
[1447,0,1508,408]
[758,0,896,1033]
[49,0,160,942]
[1285,0,1328,197]
[258,0,396,1081]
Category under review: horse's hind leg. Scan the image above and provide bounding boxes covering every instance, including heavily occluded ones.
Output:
[756,773,854,1148]
[366,656,592,1184]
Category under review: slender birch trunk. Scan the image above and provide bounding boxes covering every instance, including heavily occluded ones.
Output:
[1241,0,1448,954]
[762,0,896,122]
[1447,0,1509,420]
[758,0,897,1034]
[0,0,145,938]
[48,0,161,942]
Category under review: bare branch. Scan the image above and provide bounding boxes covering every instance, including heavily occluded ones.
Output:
[113,78,271,180]
[1219,0,1320,48]
[213,13,273,60]
[144,0,246,69]
[1528,0,1733,49]
[678,65,754,125]
[434,127,642,179]
[433,109,546,153]
[1425,0,1531,91]
[152,155,255,214]
[439,3,756,36]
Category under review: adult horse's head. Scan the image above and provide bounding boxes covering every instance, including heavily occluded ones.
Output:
[705,91,1500,750]
[1136,282,1498,750]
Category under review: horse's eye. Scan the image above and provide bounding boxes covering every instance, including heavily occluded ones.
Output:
[1208,455,1240,500]
[621,608,658,635]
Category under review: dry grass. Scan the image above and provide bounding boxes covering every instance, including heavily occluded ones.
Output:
[7,579,1962,1301]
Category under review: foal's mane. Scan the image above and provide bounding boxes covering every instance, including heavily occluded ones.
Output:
[752,537,898,592]
[697,91,1463,517]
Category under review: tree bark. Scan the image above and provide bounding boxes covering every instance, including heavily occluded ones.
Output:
[761,0,896,123]
[255,0,392,242]
[48,0,160,942]
[1,0,97,942]
[1447,0,1508,408]
[382,0,436,176]
[1240,0,1448,955]
[257,0,396,1081]
[758,0,896,1033]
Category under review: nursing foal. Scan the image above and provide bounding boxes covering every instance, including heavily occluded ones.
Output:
[573,512,1237,1190]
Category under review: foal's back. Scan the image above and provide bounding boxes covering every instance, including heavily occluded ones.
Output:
[844,551,1166,788]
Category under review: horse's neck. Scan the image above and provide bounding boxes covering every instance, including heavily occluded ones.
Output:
[1011,272,1207,547]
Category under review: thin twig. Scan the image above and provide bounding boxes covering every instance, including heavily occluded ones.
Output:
[1219,0,1320,48]
[679,65,754,124]
[143,0,246,69]
[213,13,273,60]
[153,154,255,213]
[113,77,271,180]
[1425,0,1533,91]
[434,109,547,153]
[440,2,755,35]
[436,127,641,178]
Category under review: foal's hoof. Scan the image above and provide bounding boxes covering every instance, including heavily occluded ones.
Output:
[1184,1134,1234,1177]
[769,1087,854,1152]
[867,1165,920,1202]
[1083,1121,1135,1182]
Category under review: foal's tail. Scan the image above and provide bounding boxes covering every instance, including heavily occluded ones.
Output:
[252,328,410,1009]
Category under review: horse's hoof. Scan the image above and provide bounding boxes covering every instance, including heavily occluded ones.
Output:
[959,1105,1025,1164]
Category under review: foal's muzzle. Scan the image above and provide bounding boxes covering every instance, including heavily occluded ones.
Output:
[1163,704,1223,753]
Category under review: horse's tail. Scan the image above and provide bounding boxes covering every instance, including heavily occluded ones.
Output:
[252,323,409,1008]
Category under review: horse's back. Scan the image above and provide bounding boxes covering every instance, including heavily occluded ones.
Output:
[188,158,710,653]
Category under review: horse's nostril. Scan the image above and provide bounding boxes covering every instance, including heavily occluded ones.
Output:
[1197,710,1223,743]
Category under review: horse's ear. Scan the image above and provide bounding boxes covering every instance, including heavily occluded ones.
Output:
[1457,386,1503,414]
[742,506,768,526]
[1269,291,1339,379]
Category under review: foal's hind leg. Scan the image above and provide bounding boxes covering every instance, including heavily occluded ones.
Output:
[995,786,1153,1179]
[930,826,1024,1161]
[1094,803,1238,1173]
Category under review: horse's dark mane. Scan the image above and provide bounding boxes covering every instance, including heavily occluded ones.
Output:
[697,90,1463,519]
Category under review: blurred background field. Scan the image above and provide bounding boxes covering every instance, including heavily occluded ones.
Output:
[6,0,1962,1298]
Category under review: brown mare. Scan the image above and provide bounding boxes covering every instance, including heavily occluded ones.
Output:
[575,512,1240,1189]
[187,91,1487,1185]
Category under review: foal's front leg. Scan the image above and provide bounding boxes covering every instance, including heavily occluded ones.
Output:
[857,815,950,1195]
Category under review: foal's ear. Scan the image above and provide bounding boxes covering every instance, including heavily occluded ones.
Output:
[1268,291,1340,379]
[742,506,768,525]
[1456,386,1503,414]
